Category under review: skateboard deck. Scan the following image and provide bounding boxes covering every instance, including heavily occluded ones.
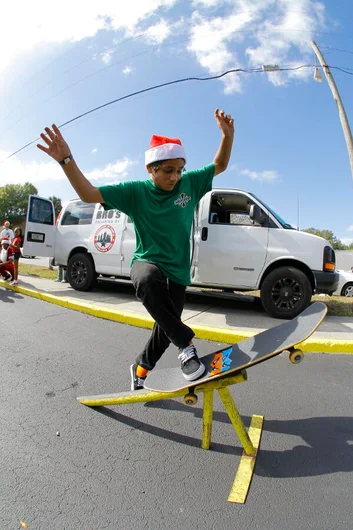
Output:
[144,302,327,393]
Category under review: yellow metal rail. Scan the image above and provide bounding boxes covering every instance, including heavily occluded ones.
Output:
[77,368,263,504]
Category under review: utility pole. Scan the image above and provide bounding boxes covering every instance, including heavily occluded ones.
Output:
[311,40,353,182]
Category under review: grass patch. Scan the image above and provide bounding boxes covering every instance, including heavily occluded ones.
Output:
[19,263,57,280]
[241,290,353,317]
[312,294,353,317]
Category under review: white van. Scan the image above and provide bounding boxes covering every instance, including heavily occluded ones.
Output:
[23,189,338,319]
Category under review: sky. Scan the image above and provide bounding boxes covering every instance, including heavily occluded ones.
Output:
[0,0,353,244]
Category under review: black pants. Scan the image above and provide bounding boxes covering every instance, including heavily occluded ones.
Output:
[130,261,194,370]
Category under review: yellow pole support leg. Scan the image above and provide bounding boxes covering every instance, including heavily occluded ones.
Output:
[227,414,264,504]
[202,390,214,450]
[218,386,256,457]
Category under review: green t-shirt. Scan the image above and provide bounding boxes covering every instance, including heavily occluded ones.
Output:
[99,164,215,285]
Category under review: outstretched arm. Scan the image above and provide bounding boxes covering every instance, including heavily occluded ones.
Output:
[213,109,234,176]
[37,125,103,203]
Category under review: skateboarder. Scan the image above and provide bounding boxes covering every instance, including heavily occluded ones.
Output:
[37,109,234,390]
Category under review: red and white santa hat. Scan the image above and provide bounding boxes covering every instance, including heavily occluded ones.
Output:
[145,135,186,166]
[1,237,10,245]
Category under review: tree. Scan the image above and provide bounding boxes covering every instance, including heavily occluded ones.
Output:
[303,228,347,250]
[49,196,62,218]
[0,183,38,228]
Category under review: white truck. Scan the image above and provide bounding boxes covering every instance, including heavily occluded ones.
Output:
[23,188,338,319]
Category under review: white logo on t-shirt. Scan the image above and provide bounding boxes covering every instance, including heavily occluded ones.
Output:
[174,193,191,208]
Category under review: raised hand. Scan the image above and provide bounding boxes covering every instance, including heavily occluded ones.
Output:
[214,109,234,137]
[37,124,71,162]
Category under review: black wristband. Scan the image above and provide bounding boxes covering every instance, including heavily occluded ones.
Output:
[59,154,73,166]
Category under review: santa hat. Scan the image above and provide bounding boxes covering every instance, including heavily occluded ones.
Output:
[145,135,186,166]
[1,238,10,245]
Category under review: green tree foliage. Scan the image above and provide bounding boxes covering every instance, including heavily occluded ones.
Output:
[303,228,347,250]
[49,196,62,218]
[0,183,38,227]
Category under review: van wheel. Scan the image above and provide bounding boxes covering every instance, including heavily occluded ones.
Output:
[68,253,97,291]
[260,266,312,319]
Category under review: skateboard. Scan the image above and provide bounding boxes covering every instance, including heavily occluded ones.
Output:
[144,302,327,399]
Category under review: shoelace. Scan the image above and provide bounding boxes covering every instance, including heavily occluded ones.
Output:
[136,376,146,386]
[178,345,197,365]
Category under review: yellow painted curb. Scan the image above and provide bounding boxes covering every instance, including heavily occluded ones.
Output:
[3,281,353,353]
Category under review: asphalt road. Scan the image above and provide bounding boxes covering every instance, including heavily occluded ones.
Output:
[1,289,352,530]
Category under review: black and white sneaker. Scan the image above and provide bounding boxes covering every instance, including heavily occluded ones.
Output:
[130,364,146,391]
[178,344,206,381]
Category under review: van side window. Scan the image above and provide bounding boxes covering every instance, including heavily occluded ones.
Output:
[209,193,264,227]
[28,197,54,225]
[61,202,95,226]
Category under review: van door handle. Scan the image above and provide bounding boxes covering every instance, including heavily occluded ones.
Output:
[201,227,208,241]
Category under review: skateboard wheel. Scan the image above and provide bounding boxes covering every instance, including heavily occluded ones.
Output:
[289,349,304,364]
[184,392,198,406]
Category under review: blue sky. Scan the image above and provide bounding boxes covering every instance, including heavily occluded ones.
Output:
[0,0,352,243]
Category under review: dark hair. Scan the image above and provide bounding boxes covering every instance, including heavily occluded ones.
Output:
[148,160,186,172]
[147,160,167,171]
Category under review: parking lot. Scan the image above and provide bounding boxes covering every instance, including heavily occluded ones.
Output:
[1,289,352,529]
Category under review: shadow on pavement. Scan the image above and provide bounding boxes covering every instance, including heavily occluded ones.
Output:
[145,401,353,478]
[256,416,353,478]
[91,405,243,456]
[0,287,24,303]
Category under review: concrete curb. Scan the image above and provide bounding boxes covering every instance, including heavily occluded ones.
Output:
[3,281,353,354]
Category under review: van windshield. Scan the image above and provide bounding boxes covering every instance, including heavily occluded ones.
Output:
[251,194,294,229]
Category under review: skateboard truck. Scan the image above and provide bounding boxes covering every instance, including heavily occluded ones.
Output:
[184,387,198,405]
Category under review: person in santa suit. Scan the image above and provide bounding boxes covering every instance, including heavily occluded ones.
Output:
[36,109,234,390]
[0,238,15,281]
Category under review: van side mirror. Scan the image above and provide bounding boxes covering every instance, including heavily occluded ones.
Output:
[249,204,267,225]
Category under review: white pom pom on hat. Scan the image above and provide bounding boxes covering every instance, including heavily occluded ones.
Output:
[145,135,186,166]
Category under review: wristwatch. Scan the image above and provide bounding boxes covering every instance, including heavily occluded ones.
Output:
[59,154,73,166]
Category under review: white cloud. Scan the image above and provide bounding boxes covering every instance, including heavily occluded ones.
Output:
[85,157,137,182]
[0,150,66,185]
[347,225,353,232]
[0,0,177,72]
[91,148,98,153]
[245,0,326,86]
[187,10,254,93]
[0,0,329,96]
[241,168,280,182]
[143,19,171,44]
[122,66,133,76]
[0,150,136,187]
[100,48,115,64]
[341,238,353,246]
[187,0,327,92]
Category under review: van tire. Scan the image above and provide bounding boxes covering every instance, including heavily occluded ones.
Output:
[260,266,312,319]
[67,253,97,291]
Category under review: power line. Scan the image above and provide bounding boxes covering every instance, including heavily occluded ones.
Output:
[0,25,339,138]
[319,45,353,55]
[1,63,352,165]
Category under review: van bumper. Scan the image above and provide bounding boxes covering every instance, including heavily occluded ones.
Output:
[313,270,339,295]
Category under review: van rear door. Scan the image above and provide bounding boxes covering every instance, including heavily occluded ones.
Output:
[23,195,55,258]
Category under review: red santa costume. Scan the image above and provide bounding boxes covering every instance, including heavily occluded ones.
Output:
[0,238,15,280]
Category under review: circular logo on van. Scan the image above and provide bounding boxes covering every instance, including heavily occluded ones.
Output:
[94,225,116,253]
